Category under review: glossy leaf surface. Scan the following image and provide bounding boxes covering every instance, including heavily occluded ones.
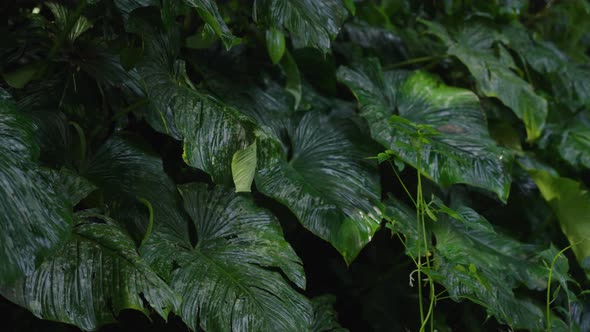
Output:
[169,183,311,331]
[338,59,512,201]
[2,212,180,331]
[185,0,240,49]
[0,93,72,284]
[138,28,255,185]
[80,135,191,279]
[256,111,382,264]
[254,0,348,53]
[423,20,548,141]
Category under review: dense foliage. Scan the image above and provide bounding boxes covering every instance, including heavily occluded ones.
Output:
[1,0,590,331]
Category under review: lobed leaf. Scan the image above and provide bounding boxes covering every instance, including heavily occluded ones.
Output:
[1,212,180,331]
[170,183,311,331]
[80,135,191,279]
[208,80,382,264]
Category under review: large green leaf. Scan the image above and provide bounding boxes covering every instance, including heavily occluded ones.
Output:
[80,134,191,279]
[206,79,381,263]
[137,28,255,185]
[168,183,311,331]
[256,111,382,264]
[79,136,311,330]
[254,0,348,54]
[0,93,73,284]
[422,20,548,141]
[337,59,512,201]
[1,212,180,331]
[528,170,590,275]
[386,197,565,330]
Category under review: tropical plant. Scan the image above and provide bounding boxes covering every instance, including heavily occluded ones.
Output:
[1,1,590,331]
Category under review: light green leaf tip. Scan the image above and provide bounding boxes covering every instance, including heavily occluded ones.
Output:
[232,141,257,192]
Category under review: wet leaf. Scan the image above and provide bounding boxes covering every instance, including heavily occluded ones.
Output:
[254,0,348,54]
[338,59,513,201]
[0,93,72,284]
[422,20,548,141]
[1,212,180,331]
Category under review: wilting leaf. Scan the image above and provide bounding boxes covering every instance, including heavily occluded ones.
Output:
[1,212,180,331]
[338,59,512,201]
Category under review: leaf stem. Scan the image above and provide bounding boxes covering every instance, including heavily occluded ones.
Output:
[546,243,578,332]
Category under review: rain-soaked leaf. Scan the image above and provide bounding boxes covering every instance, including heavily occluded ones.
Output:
[338,59,513,201]
[80,134,191,277]
[254,0,348,54]
[0,92,73,284]
[422,20,548,141]
[184,0,240,50]
[1,212,180,331]
[166,183,312,331]
[256,110,382,264]
[137,26,255,185]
